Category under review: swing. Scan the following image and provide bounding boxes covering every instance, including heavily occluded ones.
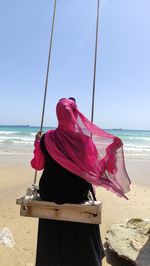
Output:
[16,0,102,225]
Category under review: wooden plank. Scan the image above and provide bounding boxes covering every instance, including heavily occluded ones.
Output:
[16,197,102,224]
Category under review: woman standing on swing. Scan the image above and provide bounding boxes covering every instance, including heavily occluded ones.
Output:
[31,97,130,266]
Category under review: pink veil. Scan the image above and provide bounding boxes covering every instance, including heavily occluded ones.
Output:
[44,98,131,199]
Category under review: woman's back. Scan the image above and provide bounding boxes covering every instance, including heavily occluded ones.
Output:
[39,134,91,204]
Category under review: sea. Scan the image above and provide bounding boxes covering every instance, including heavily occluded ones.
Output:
[0,126,150,159]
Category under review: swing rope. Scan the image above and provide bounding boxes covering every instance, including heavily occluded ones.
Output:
[91,0,100,123]
[33,0,57,185]
[33,0,100,186]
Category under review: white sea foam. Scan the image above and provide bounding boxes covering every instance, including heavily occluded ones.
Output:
[0,131,19,135]
[125,143,150,148]
[124,145,150,151]
[124,147,150,152]
[0,137,34,144]
[124,153,150,158]
[0,151,32,155]
[31,132,36,136]
[123,136,150,141]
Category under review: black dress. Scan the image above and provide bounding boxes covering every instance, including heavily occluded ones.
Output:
[35,135,105,266]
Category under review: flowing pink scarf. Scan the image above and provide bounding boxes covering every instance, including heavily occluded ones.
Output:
[44,98,131,199]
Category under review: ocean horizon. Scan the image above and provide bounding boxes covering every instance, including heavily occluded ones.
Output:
[0,125,150,159]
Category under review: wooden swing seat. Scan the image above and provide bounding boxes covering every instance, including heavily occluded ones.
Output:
[16,197,102,224]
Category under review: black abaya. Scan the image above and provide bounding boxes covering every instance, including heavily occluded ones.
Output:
[35,135,105,266]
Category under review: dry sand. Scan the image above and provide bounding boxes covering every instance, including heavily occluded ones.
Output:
[0,154,150,266]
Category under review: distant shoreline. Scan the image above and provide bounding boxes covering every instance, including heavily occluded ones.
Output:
[0,125,150,131]
[0,125,30,127]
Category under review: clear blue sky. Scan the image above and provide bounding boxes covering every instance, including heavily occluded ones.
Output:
[0,0,150,130]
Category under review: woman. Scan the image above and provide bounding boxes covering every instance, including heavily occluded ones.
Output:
[31,97,130,266]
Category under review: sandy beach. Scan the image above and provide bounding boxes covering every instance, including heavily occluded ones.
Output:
[0,154,150,266]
